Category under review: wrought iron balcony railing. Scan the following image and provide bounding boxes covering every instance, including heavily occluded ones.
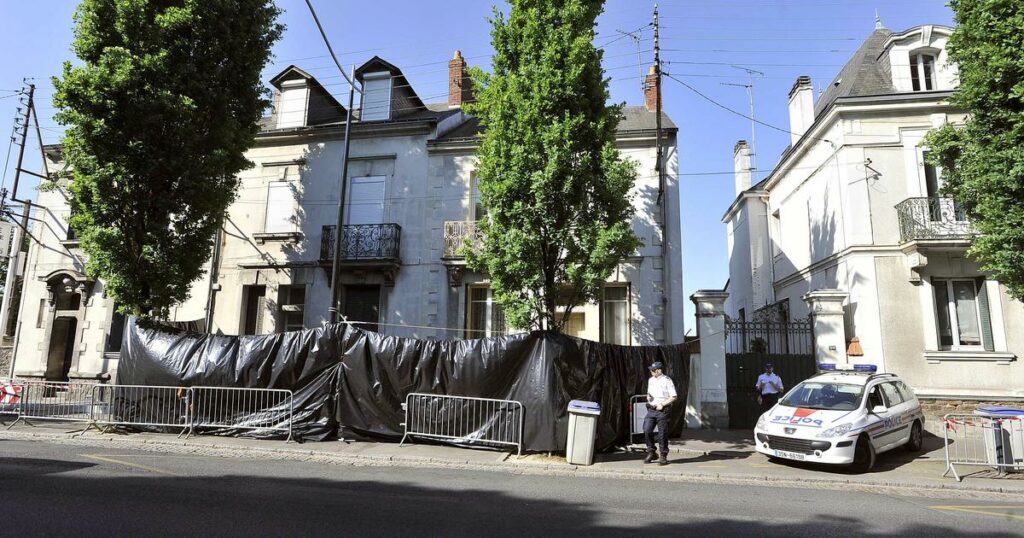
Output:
[895,197,976,243]
[443,220,484,259]
[320,223,401,262]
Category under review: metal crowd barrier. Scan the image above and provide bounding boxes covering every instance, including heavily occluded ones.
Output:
[5,380,100,427]
[630,394,649,444]
[89,385,192,436]
[400,393,524,455]
[190,386,294,442]
[943,413,1024,481]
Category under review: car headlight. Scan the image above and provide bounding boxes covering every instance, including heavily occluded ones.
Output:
[818,423,853,438]
[755,414,767,430]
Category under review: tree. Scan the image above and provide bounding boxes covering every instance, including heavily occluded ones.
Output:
[466,0,641,332]
[53,0,283,319]
[924,0,1024,299]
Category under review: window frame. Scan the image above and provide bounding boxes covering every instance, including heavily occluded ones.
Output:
[600,284,632,345]
[932,278,985,351]
[278,284,306,332]
[910,52,938,92]
[466,285,506,338]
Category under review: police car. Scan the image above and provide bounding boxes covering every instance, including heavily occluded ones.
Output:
[753,364,924,473]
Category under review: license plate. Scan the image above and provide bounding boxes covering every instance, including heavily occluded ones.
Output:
[774,449,805,461]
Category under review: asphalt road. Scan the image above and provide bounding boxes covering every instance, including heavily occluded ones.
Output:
[1,439,1022,537]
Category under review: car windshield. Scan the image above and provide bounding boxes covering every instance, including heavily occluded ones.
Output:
[779,382,864,411]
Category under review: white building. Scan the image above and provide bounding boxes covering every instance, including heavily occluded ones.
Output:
[9,52,684,381]
[723,24,1024,406]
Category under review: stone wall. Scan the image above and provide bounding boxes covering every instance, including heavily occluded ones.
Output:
[918,398,1024,419]
[0,346,11,378]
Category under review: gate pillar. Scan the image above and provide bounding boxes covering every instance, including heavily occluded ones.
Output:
[802,289,849,367]
[690,290,729,428]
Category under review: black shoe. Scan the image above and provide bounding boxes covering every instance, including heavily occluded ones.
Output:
[658,455,669,466]
[643,452,656,464]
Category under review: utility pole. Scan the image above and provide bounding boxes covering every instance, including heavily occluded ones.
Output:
[0,83,36,379]
[328,66,357,323]
[653,3,663,203]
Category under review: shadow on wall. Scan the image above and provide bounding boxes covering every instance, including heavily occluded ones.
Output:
[628,182,662,345]
[0,469,1017,537]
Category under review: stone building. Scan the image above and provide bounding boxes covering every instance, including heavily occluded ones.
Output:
[9,52,683,381]
[722,23,1024,406]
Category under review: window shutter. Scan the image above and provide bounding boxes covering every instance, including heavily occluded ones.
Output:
[975,277,995,352]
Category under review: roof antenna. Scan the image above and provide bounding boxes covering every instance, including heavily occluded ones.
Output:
[875,9,884,30]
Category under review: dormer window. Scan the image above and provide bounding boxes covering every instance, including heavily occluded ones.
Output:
[361,72,392,122]
[276,79,309,128]
[910,52,937,91]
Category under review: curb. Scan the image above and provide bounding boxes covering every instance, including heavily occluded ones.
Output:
[3,429,1022,500]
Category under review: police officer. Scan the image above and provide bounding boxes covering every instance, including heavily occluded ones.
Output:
[643,361,676,466]
[756,362,784,414]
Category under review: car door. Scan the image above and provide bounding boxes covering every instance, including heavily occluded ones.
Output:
[864,384,893,447]
[878,382,909,450]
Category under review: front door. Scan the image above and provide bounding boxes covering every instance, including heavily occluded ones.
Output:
[342,285,381,332]
[45,317,77,381]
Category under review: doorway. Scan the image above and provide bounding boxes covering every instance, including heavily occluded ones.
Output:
[45,317,78,381]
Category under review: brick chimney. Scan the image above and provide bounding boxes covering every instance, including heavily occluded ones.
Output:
[448,50,472,109]
[787,76,814,145]
[644,65,659,112]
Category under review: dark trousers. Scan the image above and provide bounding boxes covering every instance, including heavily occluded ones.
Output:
[760,393,780,415]
[643,407,669,456]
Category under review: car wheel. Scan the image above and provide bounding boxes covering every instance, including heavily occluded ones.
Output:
[905,420,923,452]
[851,434,875,473]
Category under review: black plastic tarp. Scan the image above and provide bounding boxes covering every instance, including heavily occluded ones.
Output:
[118,318,689,452]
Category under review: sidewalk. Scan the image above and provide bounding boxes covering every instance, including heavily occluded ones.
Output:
[2,420,1022,499]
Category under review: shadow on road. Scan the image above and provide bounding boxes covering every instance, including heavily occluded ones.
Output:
[0,457,97,476]
[0,470,1017,537]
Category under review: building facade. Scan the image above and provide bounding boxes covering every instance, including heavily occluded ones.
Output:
[10,52,684,381]
[723,24,1024,404]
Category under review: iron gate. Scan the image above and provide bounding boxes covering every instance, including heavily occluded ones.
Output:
[725,317,816,428]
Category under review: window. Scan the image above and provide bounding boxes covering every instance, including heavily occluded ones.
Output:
[278,285,305,332]
[601,286,630,345]
[770,210,782,257]
[910,53,937,92]
[895,381,917,403]
[933,278,989,350]
[342,285,381,332]
[243,285,267,335]
[36,298,46,329]
[471,173,487,221]
[276,80,309,128]
[467,286,505,338]
[346,176,386,225]
[360,72,392,121]
[880,383,904,407]
[105,306,126,353]
[264,182,294,233]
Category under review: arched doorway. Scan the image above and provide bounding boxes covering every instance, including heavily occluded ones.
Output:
[39,271,93,381]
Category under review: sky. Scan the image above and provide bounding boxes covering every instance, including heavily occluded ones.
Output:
[0,0,955,331]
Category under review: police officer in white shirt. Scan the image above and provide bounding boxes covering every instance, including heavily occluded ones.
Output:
[755,362,784,414]
[644,361,677,465]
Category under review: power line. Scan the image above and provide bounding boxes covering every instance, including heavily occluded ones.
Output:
[663,71,833,145]
[303,0,360,93]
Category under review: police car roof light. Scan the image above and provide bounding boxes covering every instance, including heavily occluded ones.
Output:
[818,363,837,371]
[852,364,878,372]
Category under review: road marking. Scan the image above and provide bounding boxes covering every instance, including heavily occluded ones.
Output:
[929,505,1024,521]
[82,454,182,476]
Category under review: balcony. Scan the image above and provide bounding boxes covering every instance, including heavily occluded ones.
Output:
[320,223,401,265]
[442,220,484,260]
[895,197,976,244]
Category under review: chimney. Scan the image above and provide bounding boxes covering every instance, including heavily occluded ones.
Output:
[644,65,659,112]
[787,76,814,145]
[448,50,472,109]
[734,140,752,195]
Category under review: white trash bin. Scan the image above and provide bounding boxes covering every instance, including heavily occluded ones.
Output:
[974,406,1024,473]
[566,400,601,466]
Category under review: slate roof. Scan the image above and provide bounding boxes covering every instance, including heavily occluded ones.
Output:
[432,105,676,143]
[812,28,895,119]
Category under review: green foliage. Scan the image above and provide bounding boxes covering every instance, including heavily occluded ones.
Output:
[53,0,283,319]
[924,0,1024,299]
[465,0,641,331]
